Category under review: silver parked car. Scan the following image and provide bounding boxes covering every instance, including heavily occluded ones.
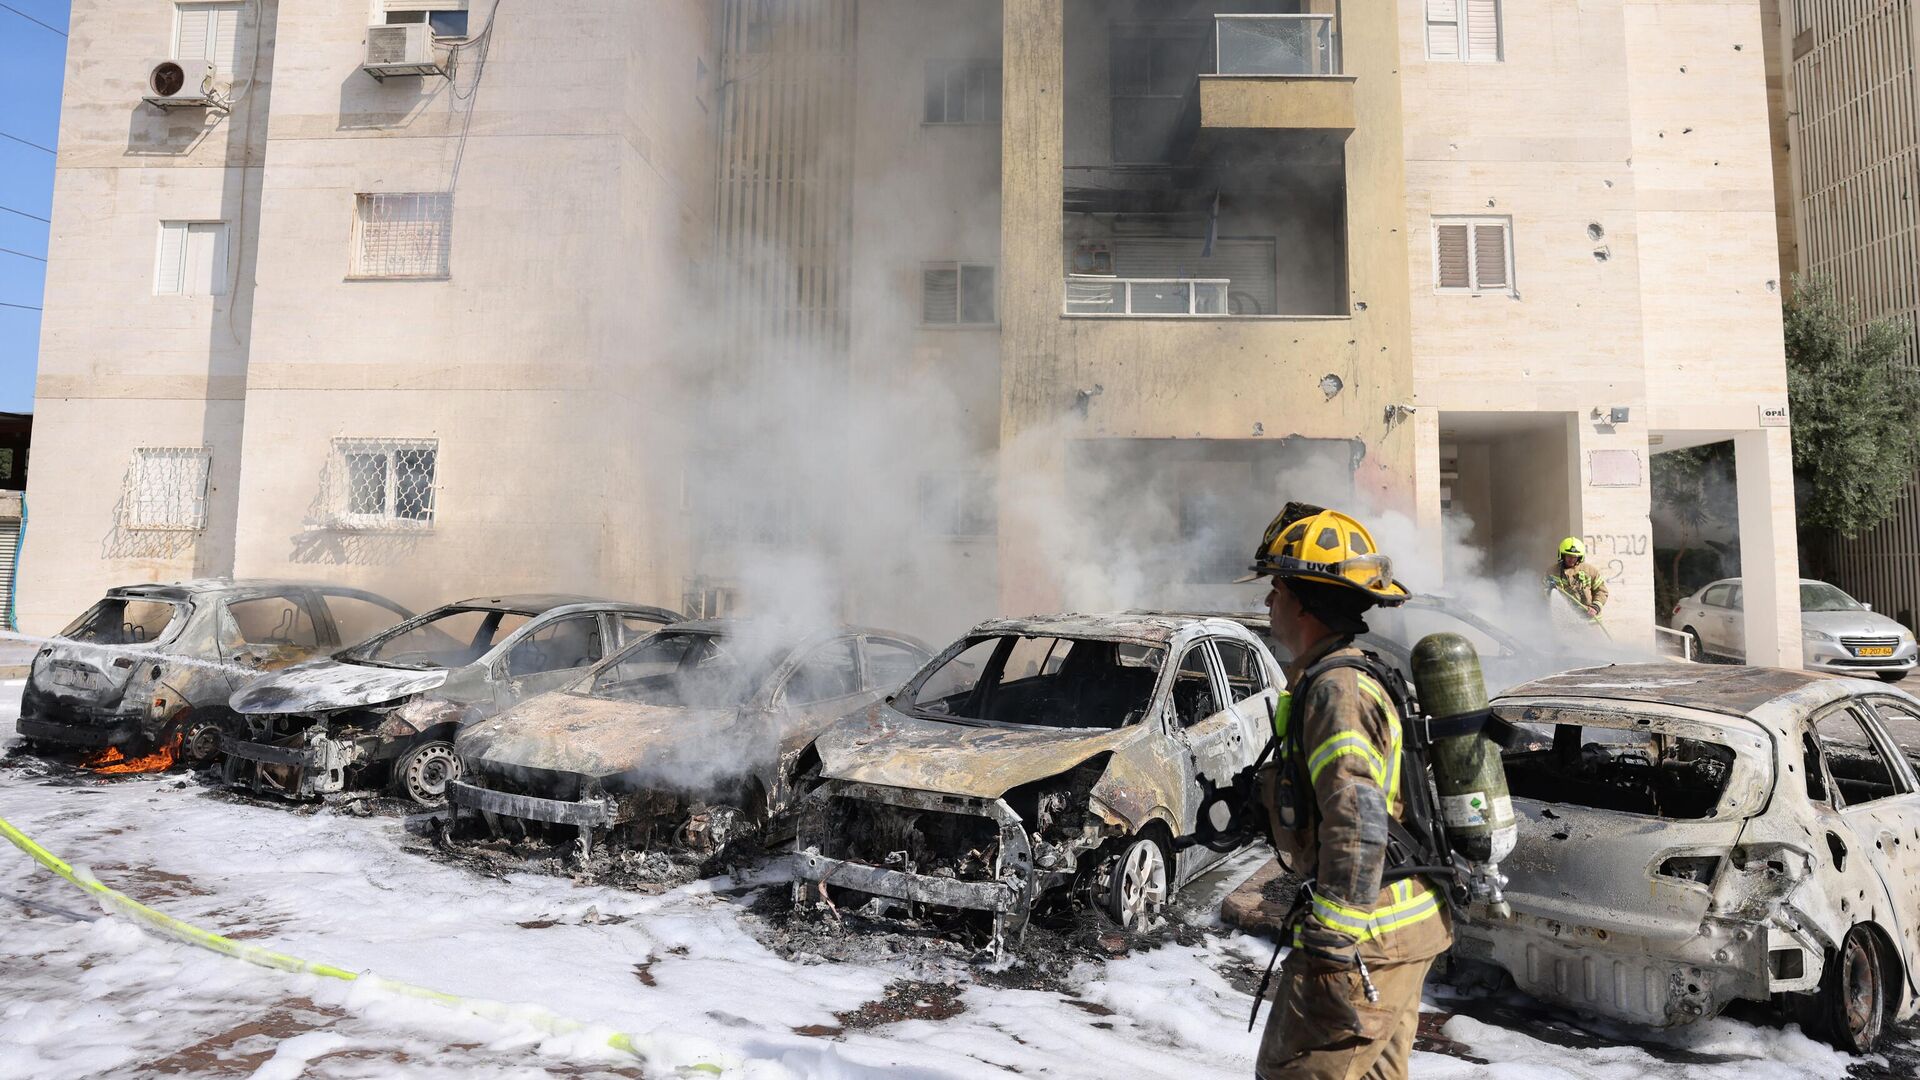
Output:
[448,620,931,860]
[792,614,1282,950]
[1453,663,1920,1052]
[1670,577,1917,679]
[223,595,681,804]
[17,580,413,766]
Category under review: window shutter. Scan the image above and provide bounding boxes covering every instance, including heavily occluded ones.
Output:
[184,223,227,296]
[155,222,187,295]
[922,266,958,323]
[175,7,212,66]
[1426,0,1461,59]
[1473,223,1509,288]
[1434,224,1471,288]
[1465,0,1501,61]
[211,5,242,74]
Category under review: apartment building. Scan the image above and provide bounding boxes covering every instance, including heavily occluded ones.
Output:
[1767,0,1920,629]
[25,0,1804,660]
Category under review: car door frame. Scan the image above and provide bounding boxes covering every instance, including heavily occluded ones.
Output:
[1803,699,1920,993]
[766,633,874,799]
[1694,583,1732,656]
[308,586,415,649]
[1163,635,1245,880]
[490,608,611,706]
[219,587,332,673]
[858,633,931,695]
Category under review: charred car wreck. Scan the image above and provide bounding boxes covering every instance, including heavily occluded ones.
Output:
[792,614,1281,950]
[447,620,930,861]
[18,580,411,767]
[223,596,679,805]
[1454,664,1920,1052]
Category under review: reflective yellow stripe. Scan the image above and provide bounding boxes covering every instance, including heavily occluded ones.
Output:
[1299,880,1443,944]
[1307,731,1385,786]
[1358,674,1404,802]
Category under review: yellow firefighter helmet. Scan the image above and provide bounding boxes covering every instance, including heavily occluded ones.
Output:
[1240,503,1410,605]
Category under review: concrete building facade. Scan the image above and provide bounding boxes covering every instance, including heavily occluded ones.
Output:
[27,0,1803,659]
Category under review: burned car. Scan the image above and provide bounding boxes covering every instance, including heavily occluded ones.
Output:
[17,580,412,768]
[1452,664,1920,1052]
[223,595,680,805]
[447,620,931,860]
[791,614,1281,948]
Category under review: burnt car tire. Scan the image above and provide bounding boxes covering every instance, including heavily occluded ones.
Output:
[183,720,223,765]
[1104,835,1169,931]
[1799,926,1889,1053]
[391,741,461,807]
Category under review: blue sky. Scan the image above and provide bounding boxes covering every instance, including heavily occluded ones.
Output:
[0,0,68,415]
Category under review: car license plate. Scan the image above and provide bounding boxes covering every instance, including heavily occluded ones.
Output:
[1857,646,1895,657]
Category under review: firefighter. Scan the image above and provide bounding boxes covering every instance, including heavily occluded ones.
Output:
[1550,536,1609,620]
[1244,504,1452,1080]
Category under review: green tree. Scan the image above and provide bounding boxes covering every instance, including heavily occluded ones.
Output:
[1785,275,1920,536]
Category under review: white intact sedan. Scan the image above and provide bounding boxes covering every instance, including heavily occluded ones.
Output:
[1669,578,1917,680]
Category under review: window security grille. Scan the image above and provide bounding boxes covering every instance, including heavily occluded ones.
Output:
[330,438,437,528]
[352,193,453,279]
[123,447,212,531]
[922,262,996,325]
[924,60,1001,124]
[1433,218,1512,292]
[1426,0,1502,62]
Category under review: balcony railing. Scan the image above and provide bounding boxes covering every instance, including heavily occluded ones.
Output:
[1065,275,1231,316]
[1215,14,1339,76]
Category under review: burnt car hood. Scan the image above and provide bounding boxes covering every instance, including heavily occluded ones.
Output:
[814,703,1144,799]
[458,693,741,783]
[231,661,450,715]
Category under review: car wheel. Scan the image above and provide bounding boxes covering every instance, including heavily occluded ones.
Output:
[1104,834,1169,931]
[1682,626,1706,661]
[183,719,223,765]
[392,741,461,807]
[1802,926,1888,1053]
[1876,670,1907,683]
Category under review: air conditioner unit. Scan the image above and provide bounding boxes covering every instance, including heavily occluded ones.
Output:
[141,60,221,110]
[362,24,447,81]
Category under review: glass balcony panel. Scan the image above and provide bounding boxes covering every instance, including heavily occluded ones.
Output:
[1065,276,1123,314]
[1216,15,1337,76]
[1132,282,1194,314]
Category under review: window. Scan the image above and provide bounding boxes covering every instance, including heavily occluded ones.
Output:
[1213,640,1268,704]
[785,639,861,704]
[864,638,926,690]
[916,469,997,538]
[352,193,452,279]
[123,447,211,531]
[348,607,529,668]
[174,2,244,76]
[227,595,320,649]
[618,614,670,647]
[1426,0,1502,62]
[317,590,411,646]
[505,615,604,677]
[1110,21,1208,163]
[332,438,437,528]
[1433,218,1512,293]
[924,59,1000,124]
[1813,706,1906,806]
[1172,644,1220,726]
[62,599,184,647]
[155,222,228,296]
[1703,583,1733,608]
[380,0,469,38]
[922,262,996,325]
[902,635,1163,729]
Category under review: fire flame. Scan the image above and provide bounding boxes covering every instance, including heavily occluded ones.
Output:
[81,733,183,775]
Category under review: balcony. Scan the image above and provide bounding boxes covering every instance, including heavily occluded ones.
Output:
[1065,275,1231,317]
[1201,12,1355,134]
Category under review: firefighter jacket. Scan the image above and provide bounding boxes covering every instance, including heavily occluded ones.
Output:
[1264,634,1452,967]
[1552,560,1610,615]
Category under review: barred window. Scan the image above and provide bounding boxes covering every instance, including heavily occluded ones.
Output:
[123,447,212,531]
[352,193,452,279]
[924,59,1001,124]
[332,438,437,528]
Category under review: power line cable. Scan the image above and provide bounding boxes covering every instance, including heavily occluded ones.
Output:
[0,247,45,263]
[0,131,55,155]
[0,205,50,224]
[0,301,43,312]
[0,3,64,36]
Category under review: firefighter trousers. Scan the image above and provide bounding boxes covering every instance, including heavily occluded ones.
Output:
[1255,952,1435,1080]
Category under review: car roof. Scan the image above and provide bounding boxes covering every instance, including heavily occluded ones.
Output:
[656,618,918,642]
[975,612,1238,646]
[106,578,347,601]
[1500,662,1839,717]
[447,594,661,615]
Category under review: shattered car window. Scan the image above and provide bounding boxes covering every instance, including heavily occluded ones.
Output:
[228,595,320,649]
[1501,706,1747,819]
[863,638,925,690]
[61,599,184,647]
[505,614,604,676]
[585,631,773,708]
[1813,706,1906,806]
[902,634,1165,730]
[785,638,860,704]
[344,607,532,669]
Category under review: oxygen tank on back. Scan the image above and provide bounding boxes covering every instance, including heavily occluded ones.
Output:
[1410,632,1516,920]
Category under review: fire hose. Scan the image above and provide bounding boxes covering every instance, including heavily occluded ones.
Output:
[0,813,728,1075]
